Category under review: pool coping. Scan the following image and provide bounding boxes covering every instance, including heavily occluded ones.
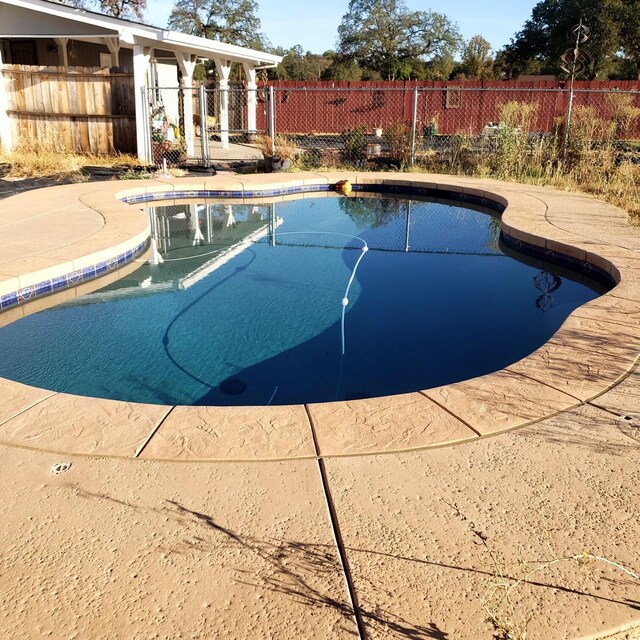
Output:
[0,171,638,462]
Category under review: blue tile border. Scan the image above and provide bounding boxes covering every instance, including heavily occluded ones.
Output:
[500,231,615,288]
[0,238,150,314]
[118,183,617,290]
[0,179,614,316]
[120,183,505,214]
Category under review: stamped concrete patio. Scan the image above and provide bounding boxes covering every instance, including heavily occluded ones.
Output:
[0,172,638,639]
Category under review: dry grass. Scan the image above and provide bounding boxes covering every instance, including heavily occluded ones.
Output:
[0,139,145,179]
[415,99,640,226]
[2,118,638,225]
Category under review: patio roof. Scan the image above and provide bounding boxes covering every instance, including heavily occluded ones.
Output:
[0,0,282,69]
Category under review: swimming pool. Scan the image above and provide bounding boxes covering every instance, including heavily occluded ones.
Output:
[0,193,608,406]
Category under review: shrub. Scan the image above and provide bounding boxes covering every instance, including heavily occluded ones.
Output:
[383,121,415,168]
[341,125,369,167]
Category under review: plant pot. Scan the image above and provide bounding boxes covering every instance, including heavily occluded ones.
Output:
[367,143,382,156]
[264,156,291,173]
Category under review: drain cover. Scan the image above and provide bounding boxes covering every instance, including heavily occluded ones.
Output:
[617,413,640,442]
[51,462,71,475]
[220,378,247,395]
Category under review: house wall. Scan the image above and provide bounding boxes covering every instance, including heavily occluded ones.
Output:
[153,60,180,127]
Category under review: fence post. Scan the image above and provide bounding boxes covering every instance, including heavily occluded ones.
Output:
[562,84,574,160]
[410,86,418,167]
[268,86,276,154]
[199,84,209,167]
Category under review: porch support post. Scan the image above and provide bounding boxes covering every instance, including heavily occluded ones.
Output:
[104,37,121,68]
[54,38,69,68]
[176,52,197,157]
[214,58,232,149]
[243,63,257,140]
[0,47,12,153]
[133,44,152,162]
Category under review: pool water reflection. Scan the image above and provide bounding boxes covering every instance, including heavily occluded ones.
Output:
[0,195,607,406]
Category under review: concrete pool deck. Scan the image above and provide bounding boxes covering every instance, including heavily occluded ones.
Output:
[0,172,638,638]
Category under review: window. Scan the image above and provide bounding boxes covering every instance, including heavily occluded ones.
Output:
[445,87,461,109]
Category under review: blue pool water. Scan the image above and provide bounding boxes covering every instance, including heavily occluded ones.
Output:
[0,195,606,406]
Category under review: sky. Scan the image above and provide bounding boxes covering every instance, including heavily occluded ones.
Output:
[149,0,536,54]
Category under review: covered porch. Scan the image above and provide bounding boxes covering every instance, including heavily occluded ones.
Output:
[0,0,281,161]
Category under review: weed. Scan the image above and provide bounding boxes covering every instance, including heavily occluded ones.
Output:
[383,122,415,168]
[445,499,639,640]
[298,147,323,170]
[0,138,145,179]
[495,101,540,179]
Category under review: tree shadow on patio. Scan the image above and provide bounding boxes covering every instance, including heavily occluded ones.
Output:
[166,500,449,639]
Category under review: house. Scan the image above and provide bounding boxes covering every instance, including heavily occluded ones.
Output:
[0,0,281,161]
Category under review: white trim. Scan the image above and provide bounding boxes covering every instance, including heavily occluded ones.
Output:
[243,64,257,136]
[0,0,282,69]
[133,45,152,162]
[104,36,120,67]
[176,52,197,156]
[54,37,68,67]
[215,59,232,149]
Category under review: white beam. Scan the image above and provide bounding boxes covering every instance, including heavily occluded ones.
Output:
[243,63,257,139]
[104,36,121,68]
[54,37,69,67]
[133,44,152,163]
[214,58,232,149]
[176,52,197,158]
[0,47,12,153]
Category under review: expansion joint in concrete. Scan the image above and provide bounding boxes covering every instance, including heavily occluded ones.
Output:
[134,406,176,458]
[304,405,367,640]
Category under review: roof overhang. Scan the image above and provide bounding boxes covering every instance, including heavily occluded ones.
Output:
[0,0,282,68]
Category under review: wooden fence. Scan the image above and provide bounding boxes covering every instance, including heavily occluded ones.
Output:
[2,64,136,154]
[258,80,640,137]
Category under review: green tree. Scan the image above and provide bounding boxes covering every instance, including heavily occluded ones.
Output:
[168,0,268,49]
[423,55,456,80]
[320,53,364,81]
[276,46,333,80]
[458,35,493,79]
[499,0,625,80]
[337,0,462,80]
[620,0,640,79]
[67,0,146,20]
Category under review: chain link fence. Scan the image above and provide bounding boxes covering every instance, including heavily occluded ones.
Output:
[146,84,640,171]
[148,84,266,168]
[262,86,640,171]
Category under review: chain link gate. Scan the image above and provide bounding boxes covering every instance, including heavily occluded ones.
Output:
[147,83,270,168]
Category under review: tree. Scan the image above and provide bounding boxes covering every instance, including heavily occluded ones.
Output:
[336,0,462,80]
[168,0,268,49]
[498,0,625,80]
[321,52,364,81]
[620,0,640,79]
[457,36,493,80]
[276,47,333,81]
[67,0,146,20]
